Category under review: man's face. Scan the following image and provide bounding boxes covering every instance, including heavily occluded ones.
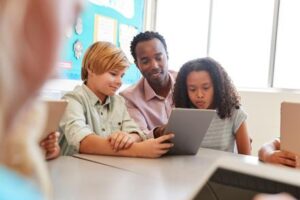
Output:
[134,38,169,86]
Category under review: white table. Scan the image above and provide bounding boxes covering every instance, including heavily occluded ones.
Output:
[49,149,300,200]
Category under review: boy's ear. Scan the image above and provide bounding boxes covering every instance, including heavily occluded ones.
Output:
[86,68,94,77]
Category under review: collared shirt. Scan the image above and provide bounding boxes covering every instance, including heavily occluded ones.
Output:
[59,84,145,155]
[120,71,177,138]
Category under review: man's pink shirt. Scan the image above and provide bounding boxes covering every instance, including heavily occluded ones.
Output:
[120,71,177,138]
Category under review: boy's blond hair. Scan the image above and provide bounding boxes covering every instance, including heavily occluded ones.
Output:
[81,41,129,81]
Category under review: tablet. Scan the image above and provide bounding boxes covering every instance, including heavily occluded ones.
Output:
[41,100,68,140]
[165,108,216,155]
[280,101,300,156]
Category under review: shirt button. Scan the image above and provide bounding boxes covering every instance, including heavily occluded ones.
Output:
[102,128,105,132]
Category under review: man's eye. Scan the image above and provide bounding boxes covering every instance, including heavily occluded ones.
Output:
[155,56,162,61]
[141,60,148,64]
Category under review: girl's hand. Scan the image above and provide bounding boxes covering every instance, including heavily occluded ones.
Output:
[135,134,174,158]
[40,131,60,160]
[108,131,141,151]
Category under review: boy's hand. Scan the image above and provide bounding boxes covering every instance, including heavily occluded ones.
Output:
[40,131,60,160]
[108,131,140,151]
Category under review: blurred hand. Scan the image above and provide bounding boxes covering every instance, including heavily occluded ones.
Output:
[40,131,60,160]
[253,193,296,200]
[264,150,299,168]
[135,134,174,158]
[108,131,140,151]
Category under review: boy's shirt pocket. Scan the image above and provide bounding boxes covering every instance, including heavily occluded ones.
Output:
[110,121,123,132]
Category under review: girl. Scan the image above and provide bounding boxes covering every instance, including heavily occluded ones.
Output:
[173,57,251,155]
[59,41,174,158]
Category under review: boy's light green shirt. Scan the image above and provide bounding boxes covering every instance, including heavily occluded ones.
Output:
[59,84,146,155]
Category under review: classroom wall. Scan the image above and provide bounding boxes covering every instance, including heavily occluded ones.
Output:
[239,89,300,156]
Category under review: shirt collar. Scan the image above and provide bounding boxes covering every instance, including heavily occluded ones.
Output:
[82,84,111,107]
[143,71,175,101]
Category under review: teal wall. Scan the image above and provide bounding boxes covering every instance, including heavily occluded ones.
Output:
[59,0,144,84]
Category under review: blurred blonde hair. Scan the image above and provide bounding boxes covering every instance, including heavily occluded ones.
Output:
[81,41,129,81]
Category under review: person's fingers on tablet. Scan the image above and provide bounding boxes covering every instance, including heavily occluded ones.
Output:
[49,131,60,139]
[45,142,57,150]
[282,159,297,167]
[157,149,169,156]
[280,151,297,161]
[157,134,174,143]
[44,140,59,152]
[40,131,59,146]
[45,146,58,153]
[45,146,60,160]
[40,135,49,146]
[159,143,174,150]
[44,136,58,146]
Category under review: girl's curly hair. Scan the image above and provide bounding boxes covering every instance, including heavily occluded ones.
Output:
[173,57,240,119]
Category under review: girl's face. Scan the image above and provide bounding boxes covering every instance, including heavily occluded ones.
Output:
[87,67,126,103]
[186,70,214,109]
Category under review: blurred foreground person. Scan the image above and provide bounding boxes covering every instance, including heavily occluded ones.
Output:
[0,0,83,199]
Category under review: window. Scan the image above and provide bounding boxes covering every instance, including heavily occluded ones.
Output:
[273,0,300,89]
[156,0,210,71]
[209,0,275,88]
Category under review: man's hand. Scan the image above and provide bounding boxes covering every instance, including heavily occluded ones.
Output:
[135,134,174,158]
[40,131,60,160]
[153,125,169,138]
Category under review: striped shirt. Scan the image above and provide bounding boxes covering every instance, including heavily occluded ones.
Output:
[200,108,247,153]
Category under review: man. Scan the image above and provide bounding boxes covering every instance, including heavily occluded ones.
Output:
[120,31,177,138]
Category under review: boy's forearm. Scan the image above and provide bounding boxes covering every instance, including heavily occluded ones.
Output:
[79,134,141,157]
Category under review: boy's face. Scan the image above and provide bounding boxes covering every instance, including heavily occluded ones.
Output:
[186,70,214,109]
[87,68,127,102]
[135,38,169,86]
